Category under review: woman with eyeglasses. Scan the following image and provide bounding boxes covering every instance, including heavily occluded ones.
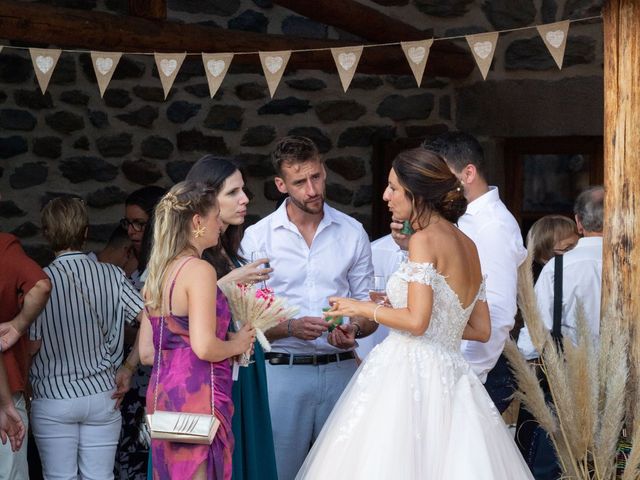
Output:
[117,185,166,480]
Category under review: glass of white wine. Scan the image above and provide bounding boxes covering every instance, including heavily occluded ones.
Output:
[369,275,387,305]
[251,250,270,289]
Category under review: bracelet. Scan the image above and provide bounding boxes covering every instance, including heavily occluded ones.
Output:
[287,318,295,337]
[122,360,136,374]
[373,305,383,324]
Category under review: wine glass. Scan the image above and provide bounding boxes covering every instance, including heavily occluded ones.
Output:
[369,275,387,305]
[251,250,270,288]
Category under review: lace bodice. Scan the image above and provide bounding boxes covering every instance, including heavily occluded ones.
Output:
[386,261,486,351]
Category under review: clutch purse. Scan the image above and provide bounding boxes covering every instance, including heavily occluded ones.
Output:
[147,308,219,445]
[146,410,220,445]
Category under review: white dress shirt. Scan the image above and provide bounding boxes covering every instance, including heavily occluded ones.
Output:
[240,200,373,355]
[518,236,602,360]
[356,234,406,359]
[459,187,527,382]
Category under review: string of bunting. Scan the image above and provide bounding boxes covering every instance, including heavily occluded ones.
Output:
[0,15,601,100]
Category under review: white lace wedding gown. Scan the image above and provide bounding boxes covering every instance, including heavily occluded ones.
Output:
[296,261,534,479]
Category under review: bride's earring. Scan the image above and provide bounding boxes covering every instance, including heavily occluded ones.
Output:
[193,224,206,238]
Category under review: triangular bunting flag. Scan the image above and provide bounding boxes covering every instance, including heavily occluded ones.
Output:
[400,40,433,87]
[330,46,363,92]
[466,32,499,80]
[90,51,122,98]
[202,53,234,98]
[537,20,570,69]
[259,51,291,98]
[154,52,187,99]
[30,48,62,94]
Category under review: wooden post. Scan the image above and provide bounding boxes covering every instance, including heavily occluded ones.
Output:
[602,0,640,391]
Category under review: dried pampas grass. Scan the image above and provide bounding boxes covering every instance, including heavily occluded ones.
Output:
[219,283,298,352]
[508,257,636,479]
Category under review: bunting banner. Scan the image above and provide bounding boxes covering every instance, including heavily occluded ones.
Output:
[202,53,234,98]
[400,40,433,87]
[3,16,598,99]
[537,20,570,69]
[331,46,363,92]
[259,50,291,98]
[466,32,499,80]
[154,52,186,99]
[90,51,122,97]
[30,48,62,94]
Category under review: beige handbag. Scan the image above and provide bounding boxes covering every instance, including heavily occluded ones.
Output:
[146,314,220,445]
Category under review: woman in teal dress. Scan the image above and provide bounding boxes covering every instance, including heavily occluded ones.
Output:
[187,155,279,480]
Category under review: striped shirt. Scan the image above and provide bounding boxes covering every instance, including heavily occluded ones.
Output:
[29,252,144,399]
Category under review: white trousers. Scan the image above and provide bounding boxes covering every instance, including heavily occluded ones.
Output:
[0,393,29,480]
[31,390,121,480]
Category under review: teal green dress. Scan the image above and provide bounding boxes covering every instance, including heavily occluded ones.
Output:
[230,259,278,480]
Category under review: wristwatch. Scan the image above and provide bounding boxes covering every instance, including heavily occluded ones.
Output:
[352,322,362,339]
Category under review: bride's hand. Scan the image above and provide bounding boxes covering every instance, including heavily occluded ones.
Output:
[326,297,372,319]
[218,259,273,286]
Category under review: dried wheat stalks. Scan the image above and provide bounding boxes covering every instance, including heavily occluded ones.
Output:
[219,283,299,352]
[593,308,628,480]
[504,340,558,434]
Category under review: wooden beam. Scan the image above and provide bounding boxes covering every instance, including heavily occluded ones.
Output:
[0,0,473,77]
[272,0,428,42]
[602,0,640,400]
[129,0,166,20]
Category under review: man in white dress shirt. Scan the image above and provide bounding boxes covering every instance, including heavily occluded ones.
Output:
[423,132,527,412]
[241,136,375,480]
[355,234,405,359]
[518,186,604,359]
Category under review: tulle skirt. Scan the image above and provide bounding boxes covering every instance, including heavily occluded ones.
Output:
[296,331,533,479]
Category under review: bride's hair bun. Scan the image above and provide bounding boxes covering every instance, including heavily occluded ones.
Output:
[436,183,467,223]
[392,148,468,225]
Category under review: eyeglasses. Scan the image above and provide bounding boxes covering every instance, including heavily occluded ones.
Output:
[120,218,147,232]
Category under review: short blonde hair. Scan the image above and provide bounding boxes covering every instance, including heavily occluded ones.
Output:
[526,215,578,264]
[41,196,88,252]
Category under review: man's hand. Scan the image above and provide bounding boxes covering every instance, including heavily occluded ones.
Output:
[0,402,25,452]
[0,322,21,352]
[390,219,410,251]
[289,316,328,340]
[112,367,133,409]
[328,324,356,349]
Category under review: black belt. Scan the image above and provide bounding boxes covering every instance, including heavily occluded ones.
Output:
[265,351,355,366]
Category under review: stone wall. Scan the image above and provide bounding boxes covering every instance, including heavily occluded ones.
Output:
[0,0,604,263]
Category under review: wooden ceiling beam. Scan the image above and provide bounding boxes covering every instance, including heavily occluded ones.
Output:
[128,0,166,21]
[0,0,473,77]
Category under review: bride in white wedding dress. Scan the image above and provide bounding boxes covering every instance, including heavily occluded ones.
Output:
[296,148,533,480]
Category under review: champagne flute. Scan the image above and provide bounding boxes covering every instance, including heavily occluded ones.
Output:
[251,250,270,289]
[369,275,387,305]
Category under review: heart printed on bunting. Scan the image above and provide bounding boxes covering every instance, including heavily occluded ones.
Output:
[466,32,499,80]
[546,30,565,48]
[154,52,186,99]
[259,50,291,98]
[330,46,364,92]
[36,55,54,74]
[401,39,433,87]
[537,20,570,69]
[90,52,122,97]
[29,48,62,94]
[202,53,234,98]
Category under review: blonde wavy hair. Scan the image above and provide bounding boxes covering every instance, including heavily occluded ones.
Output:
[144,181,218,311]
